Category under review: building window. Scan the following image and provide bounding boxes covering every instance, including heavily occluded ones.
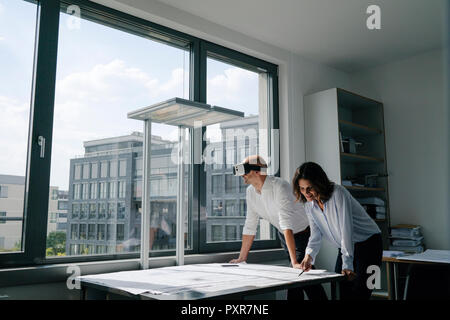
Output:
[91,163,98,179]
[79,224,87,240]
[90,183,97,199]
[110,161,118,178]
[239,179,247,193]
[89,203,97,219]
[225,174,235,193]
[49,212,57,223]
[119,160,127,177]
[97,224,105,241]
[96,245,106,254]
[212,175,223,194]
[80,204,88,219]
[71,204,80,219]
[107,224,114,241]
[82,163,90,179]
[109,181,117,199]
[88,224,96,240]
[74,164,82,180]
[100,162,108,178]
[70,224,78,240]
[226,225,237,241]
[73,184,81,200]
[0,186,8,198]
[117,202,126,220]
[51,188,58,200]
[212,200,223,217]
[70,244,79,255]
[99,203,107,219]
[107,203,116,219]
[134,158,142,177]
[118,181,126,198]
[0,212,6,224]
[225,200,237,216]
[58,201,68,210]
[116,224,125,241]
[82,183,90,200]
[99,182,108,199]
[239,199,247,216]
[211,225,223,242]
[133,181,142,198]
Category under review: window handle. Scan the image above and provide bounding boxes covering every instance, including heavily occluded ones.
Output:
[38,136,45,158]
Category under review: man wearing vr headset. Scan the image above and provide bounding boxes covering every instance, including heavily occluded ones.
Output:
[229,155,327,300]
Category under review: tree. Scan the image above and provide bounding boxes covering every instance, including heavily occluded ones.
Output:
[46,231,66,256]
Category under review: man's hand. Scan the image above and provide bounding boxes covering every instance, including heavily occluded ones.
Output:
[229,257,246,264]
[299,254,313,272]
[342,269,357,281]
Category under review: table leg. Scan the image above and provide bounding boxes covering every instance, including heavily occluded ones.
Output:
[331,281,336,300]
[403,264,413,300]
[393,262,399,300]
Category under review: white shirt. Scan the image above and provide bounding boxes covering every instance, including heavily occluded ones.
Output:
[243,176,310,235]
[305,184,381,271]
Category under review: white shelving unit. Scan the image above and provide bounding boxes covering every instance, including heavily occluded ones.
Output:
[304,88,392,299]
[304,88,390,245]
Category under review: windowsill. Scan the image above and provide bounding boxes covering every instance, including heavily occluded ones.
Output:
[0,249,286,288]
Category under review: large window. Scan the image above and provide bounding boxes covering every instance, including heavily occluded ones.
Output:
[204,52,277,246]
[1,0,278,266]
[0,0,37,254]
[45,2,190,258]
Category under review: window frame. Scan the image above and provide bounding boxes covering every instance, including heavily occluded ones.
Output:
[0,0,279,268]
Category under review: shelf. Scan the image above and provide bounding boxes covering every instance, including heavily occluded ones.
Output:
[344,185,385,192]
[339,120,382,136]
[340,153,384,163]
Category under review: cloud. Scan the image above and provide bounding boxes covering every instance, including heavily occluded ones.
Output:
[207,67,259,114]
[49,59,187,188]
[0,96,30,176]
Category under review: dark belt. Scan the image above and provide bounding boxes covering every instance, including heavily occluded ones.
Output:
[294,226,310,236]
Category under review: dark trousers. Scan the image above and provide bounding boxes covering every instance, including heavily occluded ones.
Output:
[335,233,383,300]
[278,228,328,300]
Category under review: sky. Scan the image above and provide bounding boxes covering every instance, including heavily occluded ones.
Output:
[0,0,259,190]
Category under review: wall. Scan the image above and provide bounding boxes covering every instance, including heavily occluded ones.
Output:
[349,49,449,250]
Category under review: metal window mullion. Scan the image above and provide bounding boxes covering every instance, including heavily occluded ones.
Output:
[140,121,151,269]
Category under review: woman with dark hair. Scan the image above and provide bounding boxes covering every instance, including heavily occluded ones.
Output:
[293,162,382,300]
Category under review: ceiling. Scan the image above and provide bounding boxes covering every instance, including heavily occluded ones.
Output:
[157,0,446,73]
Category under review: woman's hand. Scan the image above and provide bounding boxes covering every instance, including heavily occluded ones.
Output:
[299,254,313,272]
[342,269,357,281]
[292,262,303,270]
[229,257,246,264]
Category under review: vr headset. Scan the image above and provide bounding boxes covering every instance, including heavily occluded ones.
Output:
[233,162,267,176]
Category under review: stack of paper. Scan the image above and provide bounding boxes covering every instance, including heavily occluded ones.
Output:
[389,224,424,253]
[357,197,386,220]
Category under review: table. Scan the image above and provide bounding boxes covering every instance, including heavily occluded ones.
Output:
[79,263,345,300]
[383,255,449,300]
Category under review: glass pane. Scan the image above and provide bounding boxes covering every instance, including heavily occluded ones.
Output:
[0,0,37,253]
[46,7,190,257]
[205,57,276,243]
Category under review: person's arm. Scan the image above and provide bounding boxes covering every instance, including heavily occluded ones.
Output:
[300,211,322,271]
[337,187,356,279]
[229,234,255,263]
[229,189,258,263]
[283,229,301,268]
